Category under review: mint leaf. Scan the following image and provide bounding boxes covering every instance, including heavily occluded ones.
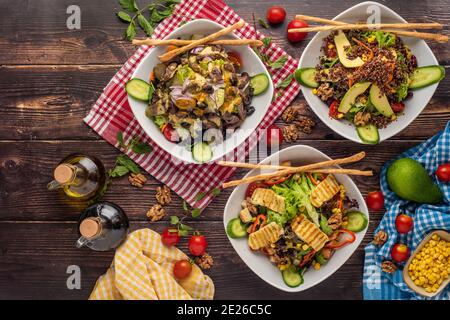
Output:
[117,131,125,147]
[117,11,132,22]
[116,154,140,174]
[262,37,272,47]
[109,165,129,178]
[258,18,269,29]
[137,14,154,36]
[170,216,179,225]
[191,208,201,218]
[268,55,288,69]
[276,74,294,89]
[126,21,137,40]
[119,0,138,12]
[195,192,206,202]
[212,187,221,196]
[131,141,152,154]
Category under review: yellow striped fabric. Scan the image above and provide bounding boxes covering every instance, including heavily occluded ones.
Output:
[89,228,215,300]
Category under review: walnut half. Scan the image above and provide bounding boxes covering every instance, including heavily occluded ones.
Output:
[146,204,166,222]
[128,173,147,188]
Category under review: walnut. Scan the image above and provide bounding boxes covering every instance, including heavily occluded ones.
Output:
[282,124,299,142]
[156,185,171,205]
[146,204,166,222]
[128,173,147,188]
[294,115,316,134]
[354,111,371,126]
[195,253,214,270]
[328,211,343,230]
[373,230,388,246]
[316,83,334,101]
[381,260,397,274]
[281,106,299,123]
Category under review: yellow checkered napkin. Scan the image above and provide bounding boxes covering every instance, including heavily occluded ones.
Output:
[89,228,215,300]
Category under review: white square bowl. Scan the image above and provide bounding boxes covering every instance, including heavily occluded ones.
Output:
[298,1,440,144]
[223,145,369,292]
[129,19,274,163]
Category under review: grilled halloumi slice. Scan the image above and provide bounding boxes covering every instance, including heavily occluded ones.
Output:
[251,188,285,213]
[291,215,329,251]
[248,222,284,250]
[310,175,340,207]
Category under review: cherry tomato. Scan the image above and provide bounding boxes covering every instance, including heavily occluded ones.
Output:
[266,6,286,25]
[162,123,180,142]
[161,228,180,247]
[395,214,414,234]
[391,243,410,263]
[188,234,208,256]
[245,182,267,198]
[287,19,309,43]
[266,124,283,147]
[391,102,405,113]
[173,259,192,279]
[227,52,242,69]
[366,191,384,211]
[436,163,450,182]
[328,100,340,119]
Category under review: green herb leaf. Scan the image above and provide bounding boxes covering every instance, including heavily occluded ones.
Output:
[268,55,288,69]
[109,165,129,178]
[191,208,201,218]
[262,37,272,47]
[178,229,189,237]
[258,18,269,29]
[170,215,179,225]
[126,21,137,40]
[117,11,132,22]
[117,131,125,147]
[147,81,155,101]
[119,0,138,12]
[182,201,188,211]
[195,192,206,201]
[137,14,154,36]
[179,223,193,231]
[212,187,221,196]
[150,9,165,24]
[276,74,294,89]
[116,154,140,174]
[131,141,152,154]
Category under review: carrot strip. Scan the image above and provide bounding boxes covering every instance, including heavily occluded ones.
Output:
[352,37,374,61]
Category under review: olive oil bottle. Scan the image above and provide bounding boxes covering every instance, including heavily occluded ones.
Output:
[47,154,107,201]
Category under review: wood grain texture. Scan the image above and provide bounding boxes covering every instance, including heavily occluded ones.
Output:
[0,0,448,300]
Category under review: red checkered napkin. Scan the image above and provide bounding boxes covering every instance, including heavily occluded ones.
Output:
[84,0,300,209]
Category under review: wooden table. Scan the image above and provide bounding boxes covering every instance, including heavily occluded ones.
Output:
[0,0,448,300]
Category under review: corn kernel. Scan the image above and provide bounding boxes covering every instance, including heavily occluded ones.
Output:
[312,89,318,95]
[302,244,310,251]
[314,263,321,270]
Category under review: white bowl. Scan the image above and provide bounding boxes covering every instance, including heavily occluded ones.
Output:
[129,19,274,163]
[298,1,439,144]
[223,145,369,292]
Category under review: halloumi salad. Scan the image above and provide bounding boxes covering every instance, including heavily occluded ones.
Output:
[226,164,368,287]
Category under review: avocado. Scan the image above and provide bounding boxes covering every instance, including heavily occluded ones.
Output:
[369,84,394,117]
[334,31,364,68]
[386,158,443,204]
[338,82,371,113]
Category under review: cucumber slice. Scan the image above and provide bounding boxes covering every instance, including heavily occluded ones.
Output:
[192,142,212,163]
[250,73,270,96]
[294,68,319,88]
[409,66,445,90]
[356,124,379,144]
[282,266,304,287]
[226,218,247,238]
[346,211,368,232]
[125,79,151,101]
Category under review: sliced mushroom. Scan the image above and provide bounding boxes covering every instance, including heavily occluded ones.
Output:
[223,112,242,129]
[203,128,224,145]
[153,63,167,81]
[237,72,250,89]
[206,113,222,128]
[161,62,178,82]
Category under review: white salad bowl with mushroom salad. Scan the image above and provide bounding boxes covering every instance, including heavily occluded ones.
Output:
[296,1,444,144]
[223,145,369,292]
[125,19,274,163]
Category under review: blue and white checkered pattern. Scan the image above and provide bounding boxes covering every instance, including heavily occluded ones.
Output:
[363,121,450,300]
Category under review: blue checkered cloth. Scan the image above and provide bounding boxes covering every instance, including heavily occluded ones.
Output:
[363,121,450,300]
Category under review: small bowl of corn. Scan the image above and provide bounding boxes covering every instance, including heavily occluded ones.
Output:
[403,230,450,297]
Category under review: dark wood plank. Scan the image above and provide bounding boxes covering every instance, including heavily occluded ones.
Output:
[0,0,448,65]
[0,220,382,299]
[0,65,448,141]
[0,139,418,221]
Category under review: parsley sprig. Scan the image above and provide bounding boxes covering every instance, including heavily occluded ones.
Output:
[116,0,180,41]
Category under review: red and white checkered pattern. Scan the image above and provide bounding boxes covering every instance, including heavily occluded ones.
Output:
[84,0,300,209]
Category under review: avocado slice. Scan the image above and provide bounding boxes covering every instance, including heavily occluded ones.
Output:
[387,158,443,204]
[338,82,371,113]
[369,84,394,117]
[334,31,364,68]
